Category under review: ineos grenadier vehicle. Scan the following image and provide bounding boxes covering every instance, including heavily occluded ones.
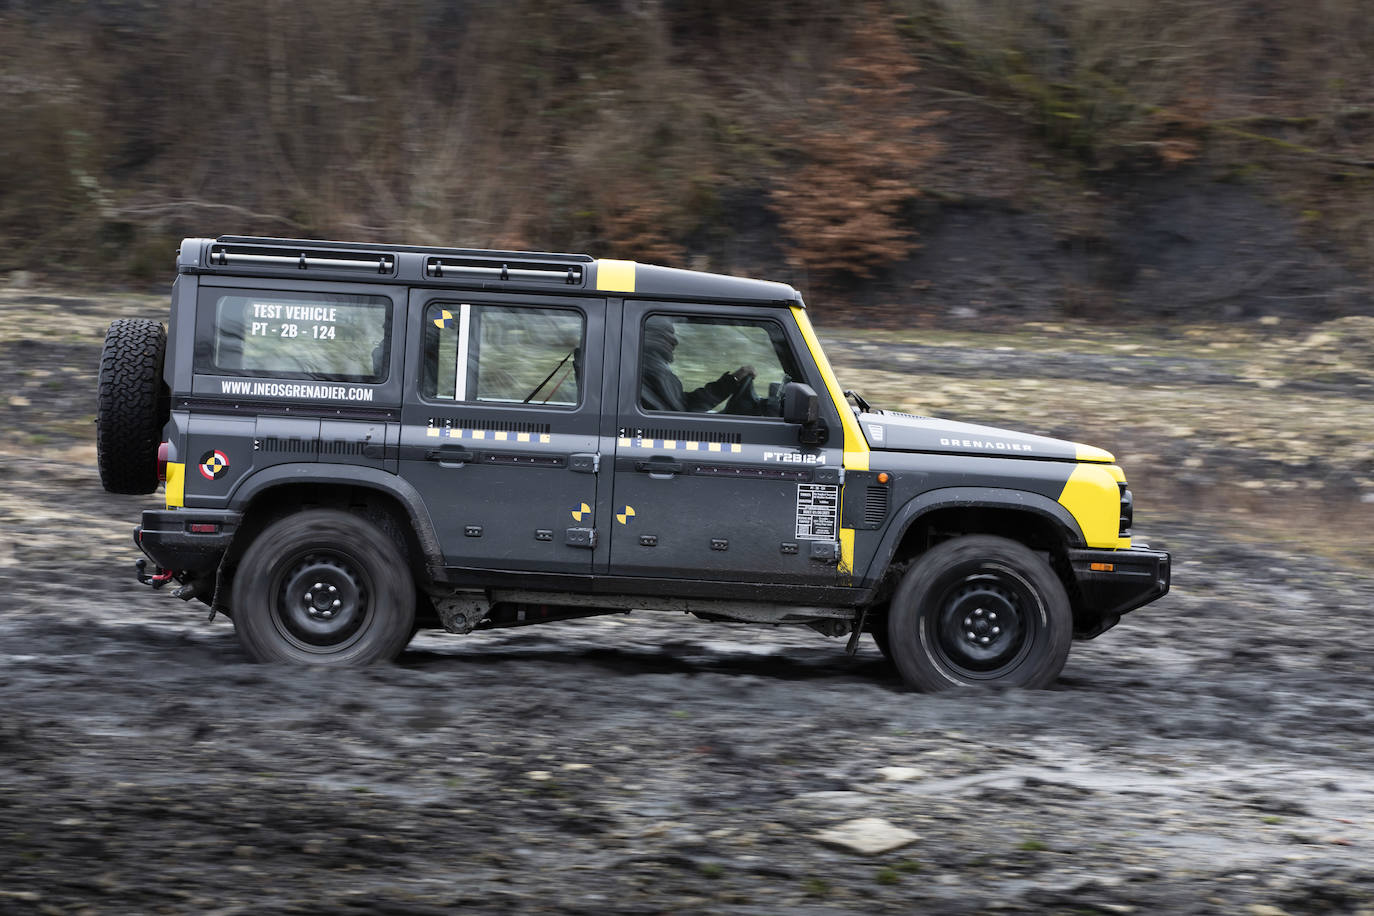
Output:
[97,236,1169,690]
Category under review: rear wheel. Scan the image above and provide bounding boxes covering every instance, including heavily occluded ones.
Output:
[96,318,168,494]
[887,535,1071,692]
[232,509,415,665]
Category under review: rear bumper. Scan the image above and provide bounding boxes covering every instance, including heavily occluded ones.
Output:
[134,509,241,573]
[1066,546,1171,638]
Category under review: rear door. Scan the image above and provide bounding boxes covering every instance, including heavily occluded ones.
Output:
[398,292,603,575]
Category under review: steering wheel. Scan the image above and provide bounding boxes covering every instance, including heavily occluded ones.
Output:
[723,372,762,416]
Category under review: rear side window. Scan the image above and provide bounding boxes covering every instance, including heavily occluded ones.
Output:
[196,291,391,382]
[422,303,584,407]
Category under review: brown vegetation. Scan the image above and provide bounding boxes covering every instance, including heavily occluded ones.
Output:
[1,1,1373,302]
[769,11,942,279]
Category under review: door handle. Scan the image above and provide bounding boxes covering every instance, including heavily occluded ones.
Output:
[635,458,683,475]
[425,447,475,464]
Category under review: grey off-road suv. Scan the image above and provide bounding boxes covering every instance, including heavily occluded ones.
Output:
[97,236,1169,691]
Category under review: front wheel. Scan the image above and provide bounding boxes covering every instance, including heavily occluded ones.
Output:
[887,536,1071,692]
[232,509,416,665]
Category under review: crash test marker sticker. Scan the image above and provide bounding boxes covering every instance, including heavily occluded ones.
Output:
[199,449,230,480]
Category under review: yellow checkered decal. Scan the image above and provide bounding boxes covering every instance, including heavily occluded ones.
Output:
[425,427,549,444]
[616,437,740,453]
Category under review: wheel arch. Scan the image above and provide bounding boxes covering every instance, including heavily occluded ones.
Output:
[861,487,1084,585]
[220,464,444,588]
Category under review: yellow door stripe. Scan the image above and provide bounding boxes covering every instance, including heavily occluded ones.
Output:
[165,462,185,508]
[790,306,868,472]
[596,259,637,292]
[792,306,868,582]
[838,528,856,578]
[1057,464,1131,549]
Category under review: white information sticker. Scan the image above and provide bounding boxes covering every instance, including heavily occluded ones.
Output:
[795,484,839,540]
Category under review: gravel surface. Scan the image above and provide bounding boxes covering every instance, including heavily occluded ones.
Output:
[2,290,1372,914]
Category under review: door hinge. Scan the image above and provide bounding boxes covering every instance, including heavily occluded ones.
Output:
[814,466,844,485]
[566,527,598,549]
[569,453,600,474]
[808,540,840,563]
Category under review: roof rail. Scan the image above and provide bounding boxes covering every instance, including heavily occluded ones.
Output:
[209,242,395,276]
[426,256,584,286]
[214,235,592,263]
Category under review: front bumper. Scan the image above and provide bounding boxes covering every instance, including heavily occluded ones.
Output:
[1066,546,1171,639]
[134,509,241,573]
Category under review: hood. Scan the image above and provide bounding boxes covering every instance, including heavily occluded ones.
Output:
[857,411,1114,463]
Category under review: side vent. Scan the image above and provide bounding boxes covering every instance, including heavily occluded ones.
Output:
[320,440,368,456]
[863,486,890,527]
[427,257,584,286]
[427,417,552,435]
[630,428,743,445]
[254,437,314,454]
[209,243,395,275]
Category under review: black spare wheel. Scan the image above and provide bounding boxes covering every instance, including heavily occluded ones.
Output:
[232,509,416,665]
[887,535,1071,692]
[96,318,169,495]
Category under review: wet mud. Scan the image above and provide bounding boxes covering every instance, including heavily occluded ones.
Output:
[2,290,1372,913]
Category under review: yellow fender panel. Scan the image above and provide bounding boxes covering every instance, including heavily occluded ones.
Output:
[1075,442,1116,463]
[1058,463,1130,549]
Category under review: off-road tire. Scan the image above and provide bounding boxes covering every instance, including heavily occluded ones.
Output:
[232,509,416,665]
[871,624,893,662]
[96,318,168,494]
[887,535,1071,692]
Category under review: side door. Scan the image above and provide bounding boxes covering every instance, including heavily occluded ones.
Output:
[608,302,845,585]
[398,292,603,576]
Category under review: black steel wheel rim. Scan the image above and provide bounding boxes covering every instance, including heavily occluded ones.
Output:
[924,566,1042,680]
[270,549,372,654]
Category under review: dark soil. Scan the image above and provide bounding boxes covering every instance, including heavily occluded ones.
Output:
[2,291,1372,914]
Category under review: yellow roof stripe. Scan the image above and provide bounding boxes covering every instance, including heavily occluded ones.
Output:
[596,259,636,292]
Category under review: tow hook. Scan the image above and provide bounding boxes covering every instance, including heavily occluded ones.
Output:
[135,558,176,589]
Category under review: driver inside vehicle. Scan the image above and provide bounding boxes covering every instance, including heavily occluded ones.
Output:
[640,317,756,414]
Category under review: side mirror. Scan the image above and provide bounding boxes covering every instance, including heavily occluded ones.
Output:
[781,381,819,425]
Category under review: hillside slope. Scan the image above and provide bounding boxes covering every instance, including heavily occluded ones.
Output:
[1,0,1370,320]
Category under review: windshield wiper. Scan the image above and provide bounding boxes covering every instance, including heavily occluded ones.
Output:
[523,348,576,404]
[844,389,872,412]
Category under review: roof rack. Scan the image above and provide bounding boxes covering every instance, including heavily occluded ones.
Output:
[426,257,584,286]
[214,235,592,263]
[209,242,395,276]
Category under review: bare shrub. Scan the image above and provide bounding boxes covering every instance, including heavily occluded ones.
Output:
[769,10,942,282]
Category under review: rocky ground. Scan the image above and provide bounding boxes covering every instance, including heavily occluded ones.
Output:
[2,289,1373,914]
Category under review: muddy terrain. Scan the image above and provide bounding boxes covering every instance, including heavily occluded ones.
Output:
[2,289,1373,914]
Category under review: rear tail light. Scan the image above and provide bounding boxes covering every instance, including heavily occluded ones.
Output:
[188,523,220,534]
[157,441,169,482]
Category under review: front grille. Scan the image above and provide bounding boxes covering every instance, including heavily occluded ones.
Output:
[864,486,891,526]
[1119,484,1133,537]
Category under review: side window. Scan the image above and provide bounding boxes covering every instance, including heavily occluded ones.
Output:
[196,291,391,382]
[639,314,804,416]
[422,303,584,407]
